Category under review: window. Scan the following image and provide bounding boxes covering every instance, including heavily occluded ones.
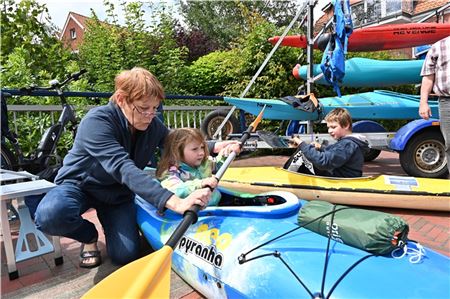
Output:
[351,0,403,27]
[351,2,365,27]
[384,0,402,17]
[70,28,76,40]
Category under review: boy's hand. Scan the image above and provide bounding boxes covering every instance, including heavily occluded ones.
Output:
[288,136,303,147]
[312,141,321,150]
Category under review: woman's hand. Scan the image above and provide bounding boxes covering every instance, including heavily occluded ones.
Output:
[218,143,241,157]
[165,188,211,214]
[213,140,241,155]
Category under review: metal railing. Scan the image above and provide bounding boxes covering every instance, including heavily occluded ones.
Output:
[2,89,235,134]
[5,104,231,135]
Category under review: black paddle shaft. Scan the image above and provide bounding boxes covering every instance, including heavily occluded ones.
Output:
[165,120,260,249]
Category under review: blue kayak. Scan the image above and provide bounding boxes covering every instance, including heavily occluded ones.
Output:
[224,90,440,121]
[136,188,450,299]
[294,58,424,87]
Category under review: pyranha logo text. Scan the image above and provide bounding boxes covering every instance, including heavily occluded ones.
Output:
[177,224,232,269]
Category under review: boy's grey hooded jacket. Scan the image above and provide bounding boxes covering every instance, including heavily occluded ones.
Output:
[299,134,370,177]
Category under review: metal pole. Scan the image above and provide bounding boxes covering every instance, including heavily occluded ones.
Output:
[211,4,308,140]
[306,0,315,134]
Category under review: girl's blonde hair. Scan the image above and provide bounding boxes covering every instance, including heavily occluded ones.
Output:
[156,128,209,178]
[324,108,353,131]
[111,67,164,104]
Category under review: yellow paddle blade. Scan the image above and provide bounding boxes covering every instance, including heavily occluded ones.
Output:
[82,245,173,299]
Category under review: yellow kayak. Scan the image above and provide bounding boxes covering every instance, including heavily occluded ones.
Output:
[220,167,450,211]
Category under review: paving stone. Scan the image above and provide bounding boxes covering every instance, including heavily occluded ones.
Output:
[1,151,448,299]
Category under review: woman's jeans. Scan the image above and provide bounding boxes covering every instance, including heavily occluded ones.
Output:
[35,183,141,265]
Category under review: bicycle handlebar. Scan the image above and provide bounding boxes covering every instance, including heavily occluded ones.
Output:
[19,69,87,94]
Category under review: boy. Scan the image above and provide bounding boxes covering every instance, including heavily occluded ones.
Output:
[286,108,369,177]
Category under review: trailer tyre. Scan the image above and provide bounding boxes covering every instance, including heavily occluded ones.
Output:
[399,130,448,178]
[201,109,240,140]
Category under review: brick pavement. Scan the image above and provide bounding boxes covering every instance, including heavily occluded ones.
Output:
[1,151,449,298]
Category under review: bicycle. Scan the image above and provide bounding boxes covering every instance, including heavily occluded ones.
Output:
[1,69,87,181]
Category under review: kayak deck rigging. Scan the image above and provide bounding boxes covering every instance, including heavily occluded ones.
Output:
[237,204,424,299]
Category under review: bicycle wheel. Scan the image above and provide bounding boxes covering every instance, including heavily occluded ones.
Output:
[1,143,16,170]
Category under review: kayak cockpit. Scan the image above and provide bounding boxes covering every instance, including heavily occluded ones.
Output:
[205,186,301,218]
[135,186,301,221]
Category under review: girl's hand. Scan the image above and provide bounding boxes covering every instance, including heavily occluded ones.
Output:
[201,176,218,189]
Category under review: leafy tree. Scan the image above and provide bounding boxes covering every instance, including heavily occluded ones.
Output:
[78,14,124,93]
[175,27,219,62]
[179,0,302,48]
[1,0,72,86]
[78,1,189,94]
[220,21,301,99]
[148,9,189,94]
[0,0,93,155]
[184,50,238,96]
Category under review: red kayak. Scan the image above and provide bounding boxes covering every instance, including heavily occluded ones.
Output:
[269,23,450,52]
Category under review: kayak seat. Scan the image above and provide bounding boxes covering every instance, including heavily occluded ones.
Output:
[279,93,319,113]
[217,192,286,207]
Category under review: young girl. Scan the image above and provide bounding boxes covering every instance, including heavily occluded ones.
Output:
[156,128,234,206]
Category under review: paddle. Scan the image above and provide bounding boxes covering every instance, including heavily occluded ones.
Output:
[82,106,266,299]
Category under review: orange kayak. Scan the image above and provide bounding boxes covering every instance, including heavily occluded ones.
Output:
[268,23,450,52]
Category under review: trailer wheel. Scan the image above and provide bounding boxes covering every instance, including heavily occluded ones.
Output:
[201,109,240,140]
[399,130,448,178]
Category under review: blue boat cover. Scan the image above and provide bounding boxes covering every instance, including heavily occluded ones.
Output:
[320,0,353,97]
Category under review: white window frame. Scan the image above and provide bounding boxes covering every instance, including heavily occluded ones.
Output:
[70,28,76,40]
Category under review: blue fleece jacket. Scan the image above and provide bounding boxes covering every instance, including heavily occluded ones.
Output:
[299,135,369,177]
[55,101,174,213]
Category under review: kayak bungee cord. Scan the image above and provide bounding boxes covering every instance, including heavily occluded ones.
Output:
[325,254,374,299]
[238,206,377,299]
[240,250,316,298]
[319,205,373,299]
[320,205,339,297]
[238,207,350,260]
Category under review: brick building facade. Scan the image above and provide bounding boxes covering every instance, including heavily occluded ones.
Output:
[59,12,90,53]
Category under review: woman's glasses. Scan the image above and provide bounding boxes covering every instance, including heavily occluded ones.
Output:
[132,104,161,118]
